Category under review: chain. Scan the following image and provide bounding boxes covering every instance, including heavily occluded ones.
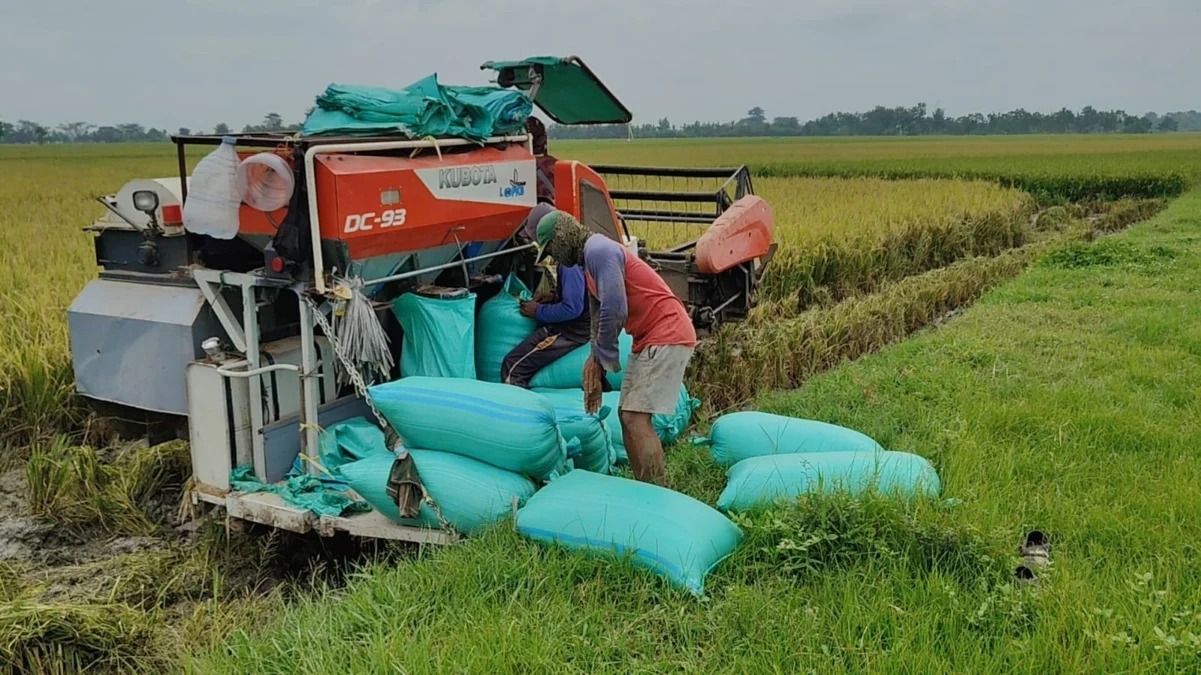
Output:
[303,293,390,430]
[300,292,453,532]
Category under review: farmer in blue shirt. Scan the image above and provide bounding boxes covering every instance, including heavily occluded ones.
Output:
[501,263,592,387]
[502,204,594,388]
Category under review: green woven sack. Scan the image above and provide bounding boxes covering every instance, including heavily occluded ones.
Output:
[341,450,536,534]
[475,273,536,383]
[700,411,884,468]
[528,332,633,390]
[369,377,568,481]
[717,450,940,513]
[533,387,698,466]
[392,292,476,379]
[517,471,743,595]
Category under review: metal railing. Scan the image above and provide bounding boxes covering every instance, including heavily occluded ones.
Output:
[589,165,754,249]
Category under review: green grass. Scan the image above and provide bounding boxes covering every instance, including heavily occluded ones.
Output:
[690,197,1167,412]
[191,187,1201,672]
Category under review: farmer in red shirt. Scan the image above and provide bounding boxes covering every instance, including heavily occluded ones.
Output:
[529,209,697,486]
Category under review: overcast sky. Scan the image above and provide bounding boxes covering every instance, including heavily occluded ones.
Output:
[1,0,1197,131]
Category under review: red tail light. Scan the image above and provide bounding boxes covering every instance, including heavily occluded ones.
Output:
[161,204,183,225]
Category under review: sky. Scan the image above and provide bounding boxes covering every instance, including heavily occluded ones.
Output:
[1,0,1197,131]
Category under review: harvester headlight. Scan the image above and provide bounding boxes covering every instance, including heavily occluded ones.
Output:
[132,189,160,215]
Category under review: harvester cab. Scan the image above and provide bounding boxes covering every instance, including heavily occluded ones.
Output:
[67,55,775,541]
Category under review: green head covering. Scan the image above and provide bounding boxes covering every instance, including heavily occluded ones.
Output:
[535,212,557,249]
[536,210,590,266]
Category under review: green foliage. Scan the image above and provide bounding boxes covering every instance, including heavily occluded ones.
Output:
[728,492,1006,585]
[551,104,1187,139]
[1042,239,1177,270]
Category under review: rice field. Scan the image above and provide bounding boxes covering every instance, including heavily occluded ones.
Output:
[561,134,1201,203]
[0,141,1034,445]
[0,149,183,447]
[0,136,1185,445]
[0,135,1196,672]
[619,174,1032,302]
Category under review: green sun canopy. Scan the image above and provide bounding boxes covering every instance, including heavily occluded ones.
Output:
[481,56,632,125]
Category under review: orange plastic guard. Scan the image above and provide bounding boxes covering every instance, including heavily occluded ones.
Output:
[695,195,774,275]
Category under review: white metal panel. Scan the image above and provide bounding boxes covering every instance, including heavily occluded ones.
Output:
[114,177,186,230]
[186,361,251,490]
[256,336,336,421]
[187,336,336,489]
[225,492,313,534]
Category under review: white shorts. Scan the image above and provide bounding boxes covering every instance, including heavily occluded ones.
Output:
[619,345,694,415]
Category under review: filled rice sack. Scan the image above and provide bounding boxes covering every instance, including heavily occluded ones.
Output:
[369,377,567,480]
[554,406,616,474]
[702,411,884,468]
[342,450,536,535]
[517,471,743,595]
[528,332,634,390]
[534,386,699,466]
[717,450,941,513]
[392,292,476,379]
[475,273,537,383]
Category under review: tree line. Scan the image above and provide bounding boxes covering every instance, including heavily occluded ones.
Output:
[0,113,303,145]
[549,105,1201,139]
[2,106,1198,145]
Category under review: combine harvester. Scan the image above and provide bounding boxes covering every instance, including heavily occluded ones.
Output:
[67,56,776,542]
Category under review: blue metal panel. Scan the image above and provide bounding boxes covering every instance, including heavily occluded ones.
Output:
[68,279,223,415]
[261,396,373,483]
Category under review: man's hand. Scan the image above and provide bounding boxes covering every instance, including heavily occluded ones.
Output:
[532,291,556,303]
[583,358,604,414]
[519,301,539,319]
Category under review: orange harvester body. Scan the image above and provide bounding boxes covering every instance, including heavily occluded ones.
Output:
[237,145,539,260]
[695,195,774,275]
[235,145,772,271]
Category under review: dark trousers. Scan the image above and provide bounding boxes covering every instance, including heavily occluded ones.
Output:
[502,325,589,388]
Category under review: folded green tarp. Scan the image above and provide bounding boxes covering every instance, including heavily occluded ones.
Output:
[301,75,534,141]
[230,465,371,518]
